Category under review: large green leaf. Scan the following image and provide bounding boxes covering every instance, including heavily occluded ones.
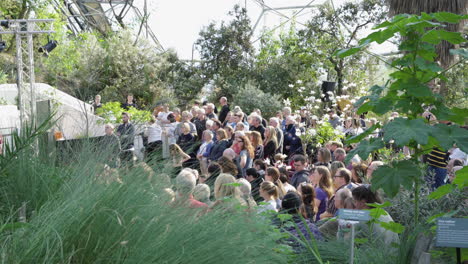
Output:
[335,39,371,58]
[414,57,443,72]
[453,166,468,189]
[379,221,405,234]
[449,48,468,59]
[345,138,384,163]
[346,124,381,144]
[383,118,431,146]
[428,184,455,200]
[430,124,468,153]
[432,105,468,125]
[371,160,420,197]
[421,30,466,45]
[431,12,468,24]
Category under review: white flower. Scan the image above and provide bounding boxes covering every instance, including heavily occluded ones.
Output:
[315,99,322,103]
[332,103,337,107]
[321,93,325,98]
[288,84,294,88]
[343,86,349,91]
[310,90,316,95]
[326,91,334,95]
[296,80,303,84]
[397,90,405,96]
[314,105,320,109]
[283,98,291,106]
[308,129,317,136]
[350,99,356,104]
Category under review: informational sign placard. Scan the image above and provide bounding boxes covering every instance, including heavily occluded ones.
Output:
[436,218,468,248]
[338,209,370,221]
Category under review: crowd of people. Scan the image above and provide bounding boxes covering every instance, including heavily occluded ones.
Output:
[95,94,467,251]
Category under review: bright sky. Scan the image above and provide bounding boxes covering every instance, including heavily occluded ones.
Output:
[139,0,396,60]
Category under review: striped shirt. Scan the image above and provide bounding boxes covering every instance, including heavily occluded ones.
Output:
[427,148,449,169]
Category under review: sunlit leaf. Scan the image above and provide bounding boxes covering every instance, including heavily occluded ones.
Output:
[421,30,466,45]
[453,166,468,189]
[432,12,468,24]
[379,221,405,234]
[346,124,381,144]
[428,184,455,200]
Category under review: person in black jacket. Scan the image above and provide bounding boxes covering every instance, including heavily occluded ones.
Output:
[246,168,263,203]
[263,126,278,164]
[218,97,230,123]
[121,94,137,110]
[116,112,135,167]
[249,114,266,140]
[209,129,229,161]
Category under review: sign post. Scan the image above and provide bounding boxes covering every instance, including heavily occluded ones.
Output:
[338,209,371,264]
[435,218,468,264]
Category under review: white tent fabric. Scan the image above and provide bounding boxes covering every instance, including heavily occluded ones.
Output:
[0,83,105,139]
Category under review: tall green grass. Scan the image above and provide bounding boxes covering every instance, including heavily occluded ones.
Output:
[0,124,289,263]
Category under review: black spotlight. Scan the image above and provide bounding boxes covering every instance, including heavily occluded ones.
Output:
[0,41,6,52]
[38,40,58,55]
[0,20,9,28]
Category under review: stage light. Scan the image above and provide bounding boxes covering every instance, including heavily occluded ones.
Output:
[0,20,9,28]
[38,40,58,55]
[0,41,6,52]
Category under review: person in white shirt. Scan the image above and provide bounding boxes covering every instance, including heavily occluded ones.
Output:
[145,117,163,158]
[258,181,280,213]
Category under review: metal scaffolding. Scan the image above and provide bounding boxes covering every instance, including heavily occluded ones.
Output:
[51,0,164,51]
[0,19,55,126]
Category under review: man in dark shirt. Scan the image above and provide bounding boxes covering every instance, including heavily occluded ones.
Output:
[116,112,135,167]
[194,108,207,139]
[249,114,265,140]
[290,155,310,188]
[102,124,121,168]
[218,97,230,123]
[121,94,137,110]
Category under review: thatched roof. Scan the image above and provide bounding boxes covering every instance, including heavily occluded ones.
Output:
[386,0,468,67]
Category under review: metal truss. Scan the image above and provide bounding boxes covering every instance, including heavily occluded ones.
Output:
[51,0,164,51]
[249,0,321,44]
[0,19,55,126]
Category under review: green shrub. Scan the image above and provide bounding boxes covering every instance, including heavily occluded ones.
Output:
[96,102,152,125]
[232,82,283,118]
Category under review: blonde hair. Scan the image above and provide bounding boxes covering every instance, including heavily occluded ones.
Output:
[250,131,263,148]
[260,181,279,199]
[264,126,278,147]
[237,178,257,208]
[214,173,245,205]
